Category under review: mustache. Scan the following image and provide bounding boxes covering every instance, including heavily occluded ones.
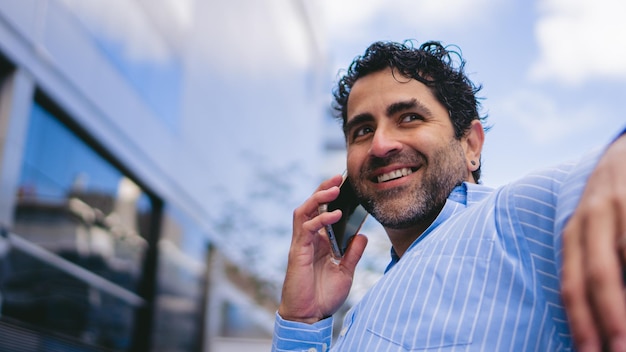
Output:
[362,152,424,173]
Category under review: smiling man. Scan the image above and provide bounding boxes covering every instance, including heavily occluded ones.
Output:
[272,40,626,351]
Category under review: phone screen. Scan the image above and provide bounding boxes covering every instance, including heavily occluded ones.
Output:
[319,173,368,260]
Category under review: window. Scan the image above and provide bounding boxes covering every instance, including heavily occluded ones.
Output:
[152,205,210,351]
[2,100,157,350]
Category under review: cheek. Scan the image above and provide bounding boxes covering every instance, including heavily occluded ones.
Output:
[346,149,363,174]
[417,134,453,157]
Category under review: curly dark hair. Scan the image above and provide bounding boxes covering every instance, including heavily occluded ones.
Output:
[332,40,488,181]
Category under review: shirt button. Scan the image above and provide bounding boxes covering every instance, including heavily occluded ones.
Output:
[322,343,328,352]
[340,326,348,336]
[307,348,316,352]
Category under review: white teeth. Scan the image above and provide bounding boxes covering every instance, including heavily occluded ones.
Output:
[377,168,413,183]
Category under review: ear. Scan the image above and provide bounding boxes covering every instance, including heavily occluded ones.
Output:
[461,120,485,182]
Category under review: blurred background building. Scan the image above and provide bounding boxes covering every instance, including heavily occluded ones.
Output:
[0,0,337,351]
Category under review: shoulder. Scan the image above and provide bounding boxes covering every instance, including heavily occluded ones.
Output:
[483,149,602,242]
[498,149,602,210]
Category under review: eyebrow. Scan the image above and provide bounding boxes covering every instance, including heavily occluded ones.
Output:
[387,98,433,117]
[343,113,373,137]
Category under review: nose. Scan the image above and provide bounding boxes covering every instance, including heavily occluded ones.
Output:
[369,127,402,158]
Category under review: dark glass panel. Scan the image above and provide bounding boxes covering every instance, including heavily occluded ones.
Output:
[1,248,135,350]
[0,101,156,351]
[151,206,209,352]
[14,102,152,292]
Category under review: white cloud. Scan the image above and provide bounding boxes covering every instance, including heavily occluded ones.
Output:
[530,0,626,84]
[320,0,500,39]
[318,0,382,32]
[393,0,497,25]
[496,89,595,144]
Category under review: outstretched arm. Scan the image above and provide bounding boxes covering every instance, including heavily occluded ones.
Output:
[561,133,626,351]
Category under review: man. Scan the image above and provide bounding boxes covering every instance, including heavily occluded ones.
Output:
[273,40,625,351]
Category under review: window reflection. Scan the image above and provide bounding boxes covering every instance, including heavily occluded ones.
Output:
[2,101,155,350]
[2,250,137,349]
[152,206,209,351]
[15,102,152,292]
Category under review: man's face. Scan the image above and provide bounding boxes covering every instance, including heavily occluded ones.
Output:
[344,68,471,229]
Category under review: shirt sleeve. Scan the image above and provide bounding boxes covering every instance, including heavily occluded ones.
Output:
[271,312,333,352]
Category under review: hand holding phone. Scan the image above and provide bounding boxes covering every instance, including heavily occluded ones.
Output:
[278,173,369,323]
[318,172,368,262]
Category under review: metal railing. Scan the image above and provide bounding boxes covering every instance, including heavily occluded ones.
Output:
[0,226,145,308]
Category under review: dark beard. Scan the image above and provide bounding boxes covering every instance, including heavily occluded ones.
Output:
[360,185,445,229]
[353,140,468,230]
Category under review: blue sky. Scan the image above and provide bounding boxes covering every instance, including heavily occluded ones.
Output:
[319,0,626,187]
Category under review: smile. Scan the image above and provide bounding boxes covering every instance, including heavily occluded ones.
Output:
[377,167,414,183]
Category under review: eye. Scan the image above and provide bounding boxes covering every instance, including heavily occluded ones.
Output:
[401,113,424,123]
[351,125,374,142]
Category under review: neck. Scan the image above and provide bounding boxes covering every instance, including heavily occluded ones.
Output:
[384,180,472,258]
[384,211,438,257]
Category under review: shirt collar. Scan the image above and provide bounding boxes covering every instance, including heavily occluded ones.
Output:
[447,181,494,206]
[385,182,494,272]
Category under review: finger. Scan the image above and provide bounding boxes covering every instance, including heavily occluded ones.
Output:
[290,210,342,256]
[583,135,626,350]
[339,234,368,273]
[584,202,626,348]
[610,192,626,350]
[294,175,343,224]
[562,216,601,350]
[618,182,626,269]
[302,210,342,235]
[313,174,344,193]
[620,240,626,277]
[293,187,341,233]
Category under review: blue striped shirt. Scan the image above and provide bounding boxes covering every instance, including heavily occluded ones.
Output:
[273,149,602,351]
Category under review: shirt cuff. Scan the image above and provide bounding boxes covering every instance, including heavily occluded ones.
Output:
[272,311,333,352]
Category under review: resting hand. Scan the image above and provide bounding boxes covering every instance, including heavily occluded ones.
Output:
[278,174,368,324]
[562,134,626,351]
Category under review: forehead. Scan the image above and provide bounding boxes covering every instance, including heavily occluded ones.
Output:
[346,68,445,120]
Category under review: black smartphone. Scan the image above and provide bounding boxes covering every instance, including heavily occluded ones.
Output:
[318,172,368,261]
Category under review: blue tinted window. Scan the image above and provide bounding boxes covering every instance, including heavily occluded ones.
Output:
[19,103,122,202]
[152,205,209,351]
[3,101,156,350]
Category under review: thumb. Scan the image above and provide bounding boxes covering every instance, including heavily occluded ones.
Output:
[340,234,368,271]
